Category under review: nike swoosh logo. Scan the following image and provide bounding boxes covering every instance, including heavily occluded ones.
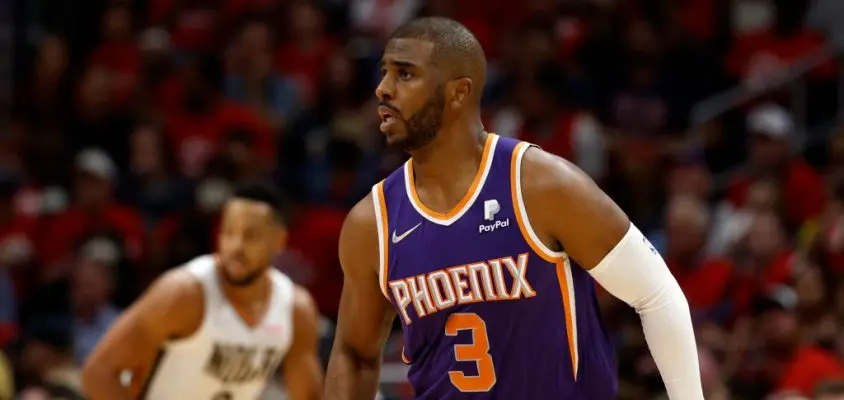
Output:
[392,222,422,244]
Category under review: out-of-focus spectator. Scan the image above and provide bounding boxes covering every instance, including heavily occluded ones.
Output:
[732,210,796,316]
[727,0,835,87]
[0,170,34,346]
[349,0,420,40]
[70,251,120,365]
[150,163,232,271]
[18,36,72,128]
[275,3,336,102]
[163,53,274,178]
[727,104,825,230]
[148,0,222,53]
[17,322,84,400]
[40,149,144,269]
[119,123,191,226]
[761,307,844,396]
[68,65,133,170]
[490,61,607,181]
[698,346,730,400]
[661,194,733,323]
[87,1,140,106]
[226,18,302,132]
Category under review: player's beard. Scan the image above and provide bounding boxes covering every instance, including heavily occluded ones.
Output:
[221,265,266,286]
[394,85,445,152]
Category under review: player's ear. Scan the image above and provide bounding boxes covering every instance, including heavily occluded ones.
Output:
[447,77,473,109]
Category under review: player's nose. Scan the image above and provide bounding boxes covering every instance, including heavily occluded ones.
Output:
[375,76,395,101]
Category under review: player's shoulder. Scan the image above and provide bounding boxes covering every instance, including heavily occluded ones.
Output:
[341,191,379,244]
[345,191,376,227]
[290,284,319,324]
[519,145,596,200]
[339,192,380,275]
[142,264,205,317]
[285,283,320,346]
[150,267,203,299]
[127,265,206,338]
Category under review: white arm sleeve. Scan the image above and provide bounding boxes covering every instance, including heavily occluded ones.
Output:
[587,223,704,400]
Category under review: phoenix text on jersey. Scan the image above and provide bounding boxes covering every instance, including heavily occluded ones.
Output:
[388,253,537,324]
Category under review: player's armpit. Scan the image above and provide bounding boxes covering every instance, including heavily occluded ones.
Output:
[81,268,203,400]
[281,285,324,400]
[325,193,396,400]
[518,146,629,269]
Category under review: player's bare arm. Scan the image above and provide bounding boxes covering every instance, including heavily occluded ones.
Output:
[81,268,204,400]
[281,285,324,400]
[519,146,705,399]
[325,194,397,400]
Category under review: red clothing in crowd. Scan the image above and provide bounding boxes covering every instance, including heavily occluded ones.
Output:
[41,204,145,266]
[727,160,825,227]
[164,100,275,178]
[0,213,37,346]
[732,250,796,316]
[777,346,844,395]
[88,41,141,105]
[727,28,836,81]
[0,212,38,292]
[285,206,346,318]
[669,258,733,312]
[274,37,337,102]
[516,112,587,160]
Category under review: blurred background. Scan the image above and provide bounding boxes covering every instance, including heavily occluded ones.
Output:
[2,0,844,399]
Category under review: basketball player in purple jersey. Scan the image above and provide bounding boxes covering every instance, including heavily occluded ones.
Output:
[325,17,703,400]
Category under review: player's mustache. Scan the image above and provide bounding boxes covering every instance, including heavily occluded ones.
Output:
[379,101,402,117]
[222,253,247,263]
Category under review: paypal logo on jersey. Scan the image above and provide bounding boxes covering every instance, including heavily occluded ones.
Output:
[479,199,510,233]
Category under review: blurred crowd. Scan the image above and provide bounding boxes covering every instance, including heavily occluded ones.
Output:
[2,0,844,399]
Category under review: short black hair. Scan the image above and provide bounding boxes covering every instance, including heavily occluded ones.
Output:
[231,181,288,225]
[389,17,487,100]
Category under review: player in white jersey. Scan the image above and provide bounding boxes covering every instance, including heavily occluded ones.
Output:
[81,182,323,400]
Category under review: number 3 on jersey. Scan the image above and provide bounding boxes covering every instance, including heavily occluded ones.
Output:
[445,313,496,392]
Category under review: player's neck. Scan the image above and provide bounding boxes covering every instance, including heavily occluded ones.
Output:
[409,118,486,187]
[220,272,271,305]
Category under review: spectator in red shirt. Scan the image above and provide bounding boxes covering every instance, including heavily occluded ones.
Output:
[225,18,303,133]
[149,0,222,53]
[490,63,607,181]
[732,211,797,317]
[663,194,733,322]
[163,54,275,179]
[118,123,192,226]
[727,104,826,230]
[41,149,144,270]
[149,160,235,273]
[87,2,140,106]
[726,0,835,86]
[275,3,336,103]
[0,172,33,348]
[756,306,844,396]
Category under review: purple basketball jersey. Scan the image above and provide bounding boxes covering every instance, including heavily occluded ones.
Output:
[371,134,617,399]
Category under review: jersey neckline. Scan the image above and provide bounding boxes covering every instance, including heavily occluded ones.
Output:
[403,133,498,226]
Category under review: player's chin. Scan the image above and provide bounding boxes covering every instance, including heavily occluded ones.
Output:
[222,269,259,286]
[383,129,409,147]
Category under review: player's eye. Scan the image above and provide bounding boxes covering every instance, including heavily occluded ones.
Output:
[380,69,387,77]
[399,70,412,81]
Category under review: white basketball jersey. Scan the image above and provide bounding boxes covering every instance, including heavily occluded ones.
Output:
[140,255,295,400]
